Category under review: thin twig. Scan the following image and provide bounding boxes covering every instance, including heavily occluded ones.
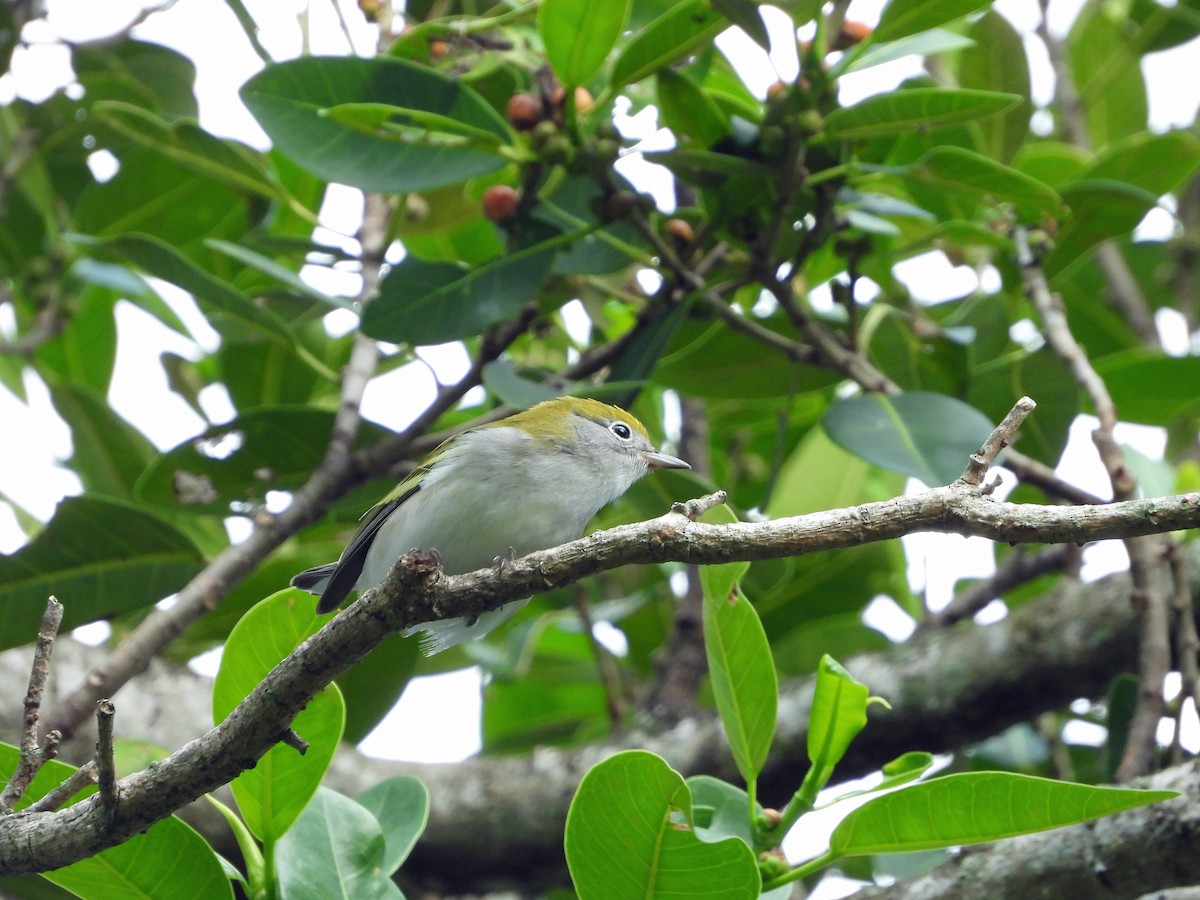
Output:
[95,700,117,812]
[958,396,1038,487]
[1,598,65,812]
[926,544,1079,629]
[1167,542,1199,766]
[25,762,99,814]
[279,728,310,755]
[1017,228,1172,781]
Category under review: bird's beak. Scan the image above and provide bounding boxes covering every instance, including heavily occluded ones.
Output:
[643,449,690,470]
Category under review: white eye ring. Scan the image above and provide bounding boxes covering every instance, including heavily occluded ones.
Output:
[610,422,633,440]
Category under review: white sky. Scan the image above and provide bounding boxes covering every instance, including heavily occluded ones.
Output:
[1,5,1198,879]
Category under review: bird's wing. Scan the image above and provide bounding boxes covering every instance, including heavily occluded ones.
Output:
[314,482,420,613]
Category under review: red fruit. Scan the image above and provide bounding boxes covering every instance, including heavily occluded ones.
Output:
[482,185,519,221]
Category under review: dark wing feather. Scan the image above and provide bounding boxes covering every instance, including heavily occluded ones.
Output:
[314,485,418,613]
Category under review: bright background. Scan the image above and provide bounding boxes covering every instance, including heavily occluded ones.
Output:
[2,5,1198,868]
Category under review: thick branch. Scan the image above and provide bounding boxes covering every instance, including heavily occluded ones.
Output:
[4,483,1200,875]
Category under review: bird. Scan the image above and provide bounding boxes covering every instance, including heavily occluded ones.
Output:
[291,396,690,653]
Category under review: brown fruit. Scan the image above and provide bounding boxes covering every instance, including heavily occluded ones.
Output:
[506,93,543,131]
[837,20,873,47]
[573,86,595,114]
[482,185,519,221]
[766,81,787,102]
[428,39,450,59]
[663,218,694,246]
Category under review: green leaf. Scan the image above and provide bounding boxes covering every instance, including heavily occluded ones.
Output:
[355,777,431,875]
[72,39,198,120]
[653,318,839,399]
[135,407,390,513]
[1093,351,1200,425]
[822,392,995,486]
[74,144,249,252]
[956,12,1031,163]
[804,656,870,797]
[686,777,792,900]
[0,496,204,652]
[970,349,1077,467]
[824,752,936,806]
[1067,4,1147,147]
[904,146,1064,222]
[657,68,731,148]
[482,357,562,408]
[48,384,156,500]
[274,788,403,899]
[565,750,760,900]
[1074,130,1200,198]
[241,56,509,193]
[825,89,1021,139]
[829,772,1177,856]
[0,746,232,900]
[363,221,568,345]
[699,506,777,785]
[1044,180,1160,280]
[712,0,770,50]
[610,0,726,87]
[213,591,345,842]
[207,794,266,898]
[91,233,297,345]
[35,286,118,394]
[205,238,348,308]
[541,0,631,87]
[845,29,975,74]
[92,102,285,204]
[874,0,995,42]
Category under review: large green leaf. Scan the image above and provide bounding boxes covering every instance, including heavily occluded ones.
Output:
[970,349,1077,467]
[540,0,630,87]
[213,591,345,842]
[610,0,726,87]
[354,777,431,875]
[1044,180,1160,280]
[956,12,1031,163]
[829,772,1177,856]
[652,318,839,399]
[92,102,285,204]
[0,745,232,900]
[822,392,995,486]
[74,145,249,252]
[0,496,204,652]
[874,0,995,42]
[1067,3,1147,147]
[699,505,776,786]
[1073,130,1200,198]
[72,39,198,120]
[902,146,1064,222]
[240,56,509,193]
[825,89,1022,139]
[565,750,760,900]
[656,68,731,149]
[274,788,403,899]
[363,221,568,345]
[92,233,297,344]
[49,384,156,501]
[1093,351,1200,425]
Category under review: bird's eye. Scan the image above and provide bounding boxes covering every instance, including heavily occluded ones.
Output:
[610,422,633,440]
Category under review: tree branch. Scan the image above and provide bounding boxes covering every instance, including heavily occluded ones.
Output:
[5,472,1200,873]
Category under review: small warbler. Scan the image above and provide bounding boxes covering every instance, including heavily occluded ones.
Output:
[291,397,689,653]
